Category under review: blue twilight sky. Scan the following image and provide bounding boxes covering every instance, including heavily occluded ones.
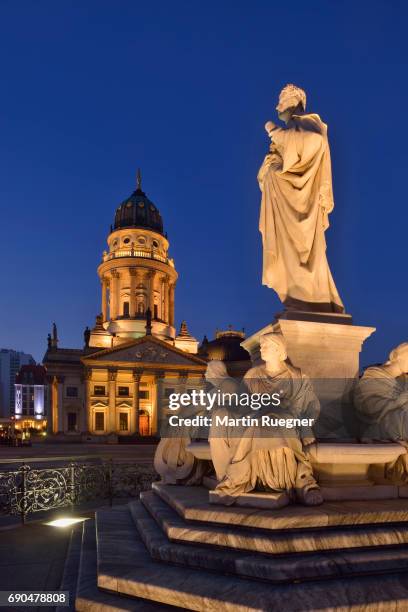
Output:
[0,0,407,365]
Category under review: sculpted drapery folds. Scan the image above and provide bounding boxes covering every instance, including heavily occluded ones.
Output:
[354,343,408,441]
[354,342,408,483]
[213,333,323,507]
[258,84,344,312]
[207,360,242,482]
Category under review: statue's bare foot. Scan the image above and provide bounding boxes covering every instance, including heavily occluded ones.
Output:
[301,487,324,506]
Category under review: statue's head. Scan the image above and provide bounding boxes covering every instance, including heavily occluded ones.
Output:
[276,84,306,123]
[389,342,408,373]
[205,359,228,383]
[260,332,287,364]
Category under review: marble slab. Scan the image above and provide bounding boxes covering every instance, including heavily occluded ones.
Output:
[152,483,408,530]
[208,484,398,505]
[205,476,400,504]
[140,491,408,555]
[399,486,408,498]
[209,489,290,509]
[320,484,398,501]
[95,504,408,611]
[133,499,408,584]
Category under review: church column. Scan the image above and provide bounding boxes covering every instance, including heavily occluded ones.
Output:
[160,275,166,321]
[110,270,119,319]
[48,377,58,434]
[57,375,65,433]
[101,277,107,322]
[148,270,156,315]
[164,276,170,323]
[129,268,137,317]
[84,369,92,433]
[108,369,117,433]
[153,371,165,436]
[132,370,142,435]
[169,282,175,327]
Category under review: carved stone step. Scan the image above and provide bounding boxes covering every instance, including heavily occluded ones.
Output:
[132,499,408,584]
[75,517,174,611]
[139,490,408,555]
[95,504,408,611]
[59,524,82,612]
[152,482,408,530]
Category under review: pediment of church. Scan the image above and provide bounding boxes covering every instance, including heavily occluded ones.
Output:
[82,336,206,368]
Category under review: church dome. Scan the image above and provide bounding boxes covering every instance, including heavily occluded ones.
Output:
[113,171,164,235]
[199,328,250,363]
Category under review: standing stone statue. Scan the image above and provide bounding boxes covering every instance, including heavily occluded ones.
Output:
[83,326,91,348]
[258,84,344,313]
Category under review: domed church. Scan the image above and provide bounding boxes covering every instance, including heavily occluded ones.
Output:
[198,327,251,377]
[95,170,178,345]
[43,172,207,441]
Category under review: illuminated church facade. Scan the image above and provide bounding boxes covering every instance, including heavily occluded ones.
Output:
[43,173,209,440]
[43,172,250,440]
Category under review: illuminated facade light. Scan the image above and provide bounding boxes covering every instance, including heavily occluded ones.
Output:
[15,385,22,418]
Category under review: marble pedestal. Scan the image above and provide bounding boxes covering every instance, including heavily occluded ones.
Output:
[241,315,375,379]
[241,315,376,438]
[189,442,408,504]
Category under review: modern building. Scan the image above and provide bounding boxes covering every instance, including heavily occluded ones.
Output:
[43,173,207,440]
[14,364,47,431]
[0,349,35,418]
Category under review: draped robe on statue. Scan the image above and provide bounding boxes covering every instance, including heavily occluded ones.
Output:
[208,376,242,482]
[354,366,408,442]
[258,113,344,312]
[214,364,320,504]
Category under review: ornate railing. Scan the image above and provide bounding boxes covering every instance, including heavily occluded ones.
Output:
[0,461,157,524]
[102,247,175,267]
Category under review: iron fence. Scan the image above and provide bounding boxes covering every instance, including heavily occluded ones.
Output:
[0,461,157,523]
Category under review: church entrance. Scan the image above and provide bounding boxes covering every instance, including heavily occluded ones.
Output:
[67,412,77,432]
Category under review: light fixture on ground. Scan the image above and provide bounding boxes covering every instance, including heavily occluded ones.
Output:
[46,517,87,528]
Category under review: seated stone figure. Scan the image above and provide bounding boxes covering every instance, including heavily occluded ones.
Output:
[354,342,408,481]
[154,360,236,484]
[214,332,323,506]
[207,360,242,481]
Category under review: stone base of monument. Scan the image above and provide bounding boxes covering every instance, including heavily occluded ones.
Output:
[69,481,408,611]
[241,317,376,379]
[188,440,407,503]
[240,316,377,441]
[204,476,405,505]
